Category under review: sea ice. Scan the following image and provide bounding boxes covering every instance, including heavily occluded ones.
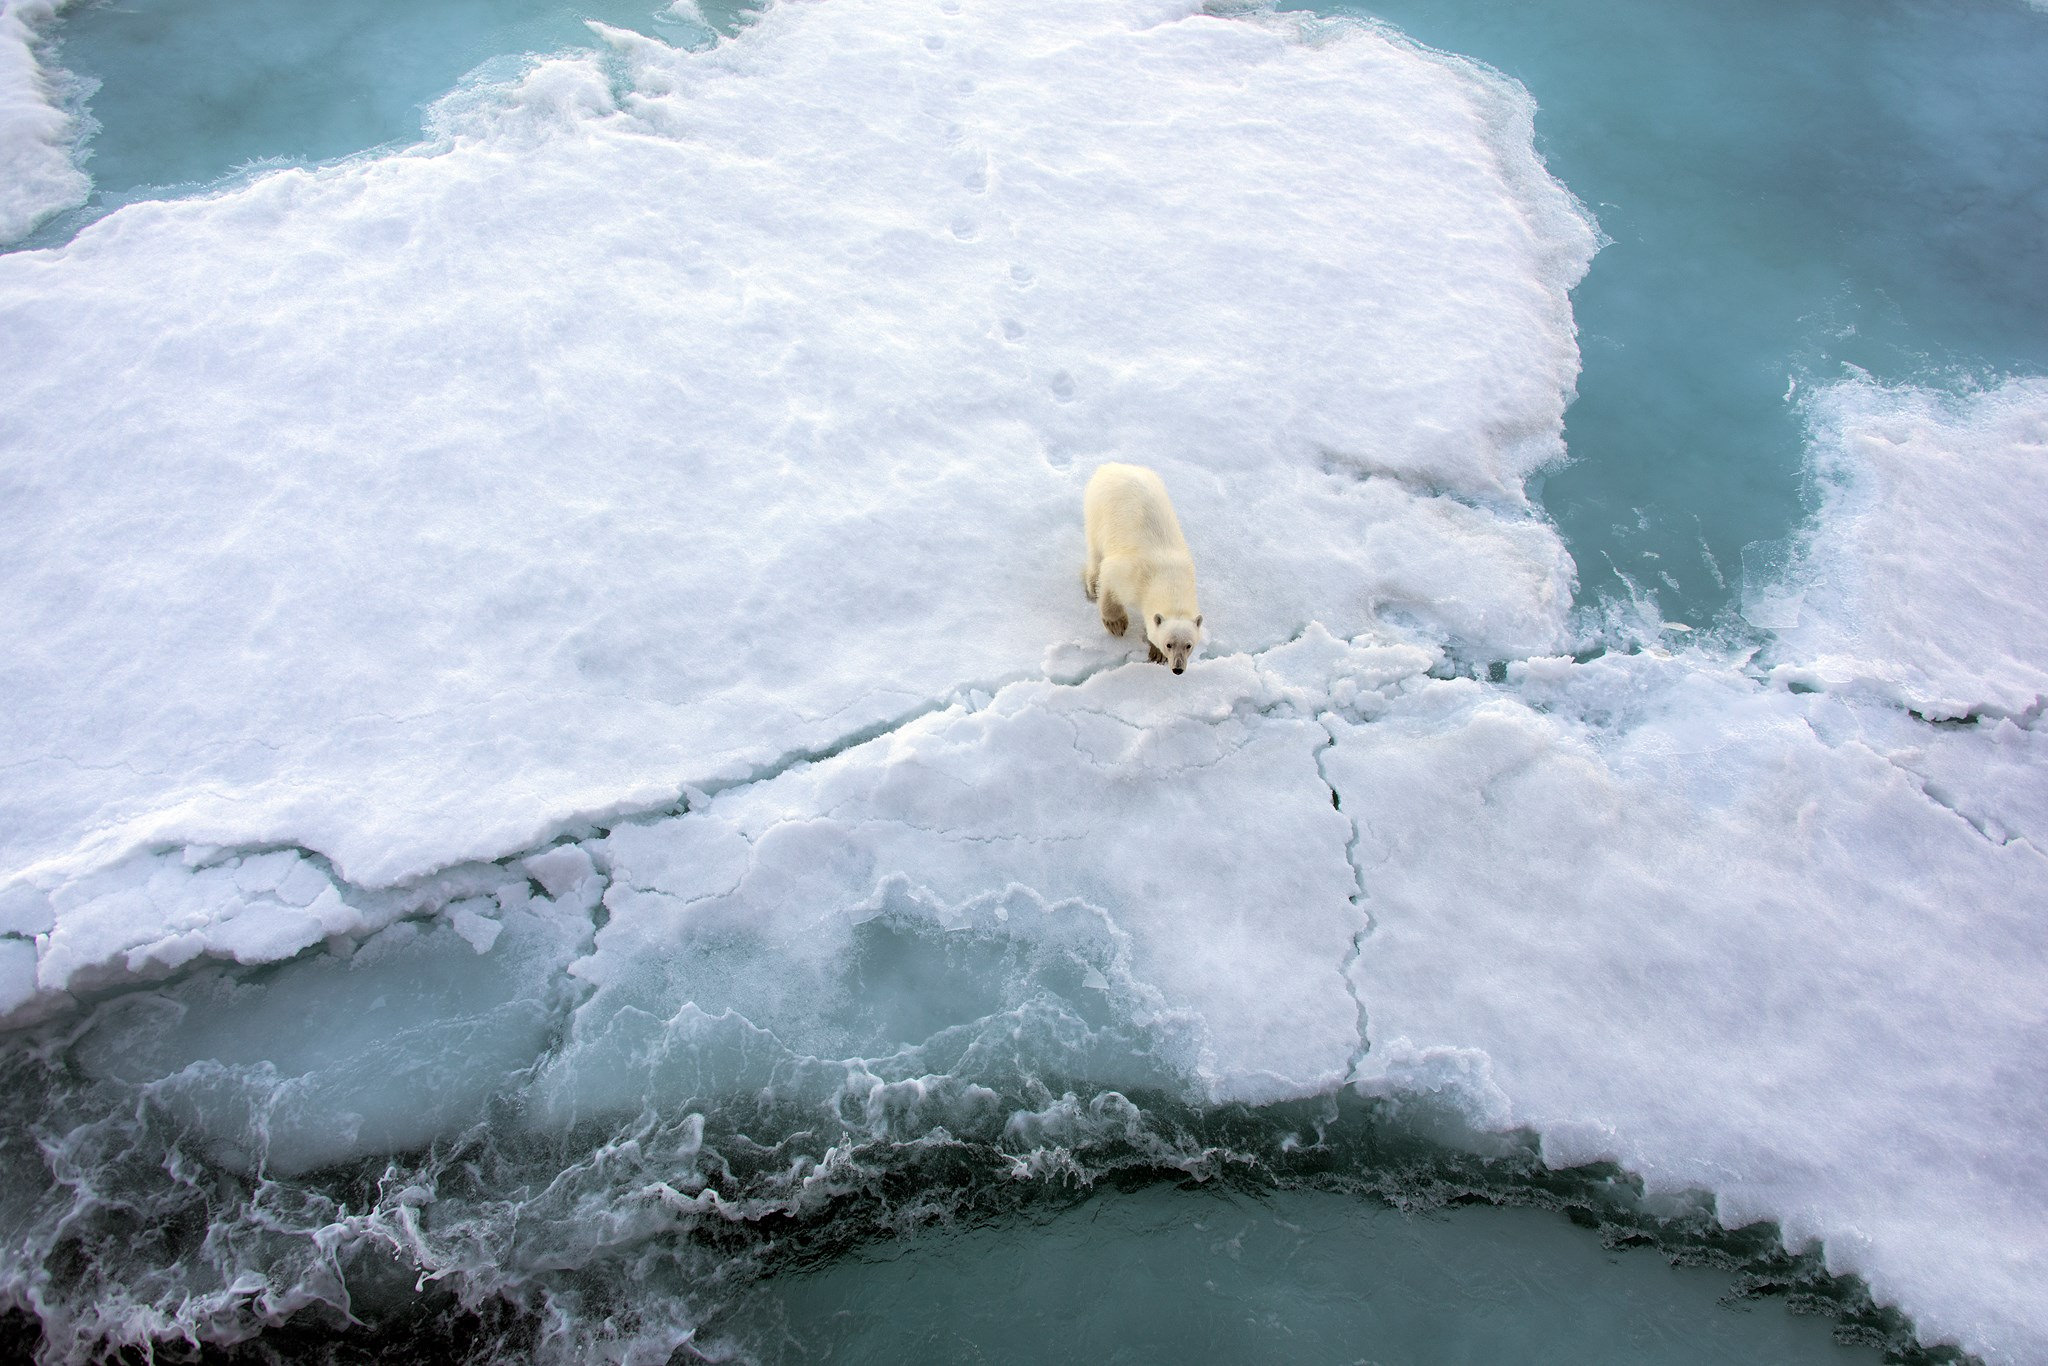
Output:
[0,0,1593,925]
[1769,378,2048,719]
[541,649,1376,1118]
[1325,651,2048,1364]
[2,2,2046,1363]
[0,0,86,243]
[1348,373,2048,1362]
[65,879,595,1176]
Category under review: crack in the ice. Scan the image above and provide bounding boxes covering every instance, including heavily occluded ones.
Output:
[1853,739,2039,854]
[1771,697,2045,855]
[676,664,1124,811]
[1312,444,1529,516]
[2,625,1607,1032]
[852,817,1092,850]
[1,657,1152,1027]
[1311,715,1374,1084]
[1902,693,2047,731]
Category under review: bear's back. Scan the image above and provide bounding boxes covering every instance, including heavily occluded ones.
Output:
[1086,463,1187,558]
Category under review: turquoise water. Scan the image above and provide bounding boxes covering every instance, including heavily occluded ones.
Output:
[720,1185,1886,1365]
[30,0,756,238]
[0,1006,1904,1365]
[1330,0,2048,628]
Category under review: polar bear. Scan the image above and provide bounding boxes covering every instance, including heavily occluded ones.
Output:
[1082,462,1203,673]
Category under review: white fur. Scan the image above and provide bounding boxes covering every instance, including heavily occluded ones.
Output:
[1082,463,1203,673]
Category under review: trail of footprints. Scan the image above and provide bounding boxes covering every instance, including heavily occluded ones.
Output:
[922,0,1072,406]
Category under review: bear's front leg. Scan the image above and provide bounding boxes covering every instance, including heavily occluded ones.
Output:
[1100,591,1128,637]
[1148,643,1166,664]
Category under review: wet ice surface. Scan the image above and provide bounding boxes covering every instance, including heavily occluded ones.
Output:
[1,0,2046,1361]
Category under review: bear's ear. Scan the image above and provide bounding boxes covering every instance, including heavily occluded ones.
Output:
[1195,615,1202,628]
[1154,614,1162,626]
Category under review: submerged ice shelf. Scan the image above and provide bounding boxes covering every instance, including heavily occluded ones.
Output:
[1,0,2046,1361]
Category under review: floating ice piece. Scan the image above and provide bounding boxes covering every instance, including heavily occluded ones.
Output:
[448,897,505,954]
[1767,378,2048,719]
[523,844,598,902]
[1738,537,1805,630]
[3,845,601,1025]
[1349,1035,1513,1133]
[30,850,387,998]
[0,0,87,243]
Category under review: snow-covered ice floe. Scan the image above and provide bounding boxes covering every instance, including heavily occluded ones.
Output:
[1,0,2045,1360]
[0,0,1587,901]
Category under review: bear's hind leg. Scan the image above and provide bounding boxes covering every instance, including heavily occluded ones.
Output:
[1099,589,1128,637]
[1082,545,1101,602]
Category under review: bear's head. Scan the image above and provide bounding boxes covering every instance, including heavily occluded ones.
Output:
[1148,612,1203,674]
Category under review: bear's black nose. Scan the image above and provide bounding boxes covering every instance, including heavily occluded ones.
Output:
[1173,666,1184,674]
